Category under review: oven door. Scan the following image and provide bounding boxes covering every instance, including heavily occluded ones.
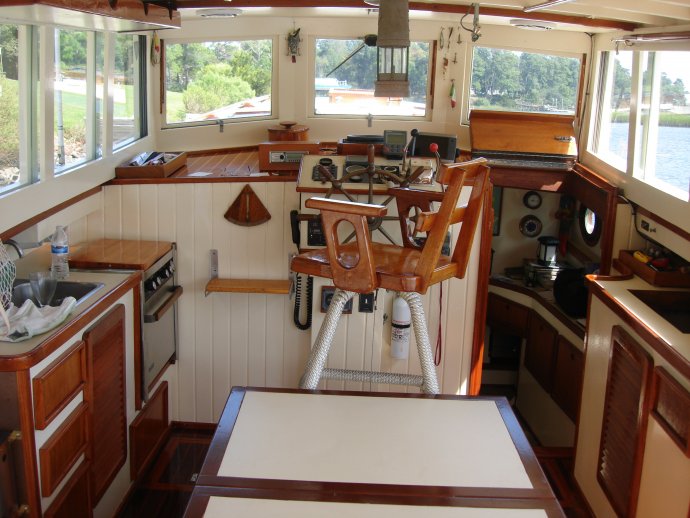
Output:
[142,285,183,399]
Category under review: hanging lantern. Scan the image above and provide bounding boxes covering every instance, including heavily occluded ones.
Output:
[374,0,410,98]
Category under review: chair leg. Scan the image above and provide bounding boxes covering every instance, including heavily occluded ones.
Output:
[397,292,440,395]
[299,288,355,390]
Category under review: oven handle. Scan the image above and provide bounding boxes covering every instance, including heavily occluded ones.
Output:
[144,286,183,323]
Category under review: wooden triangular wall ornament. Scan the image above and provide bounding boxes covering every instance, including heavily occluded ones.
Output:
[224,184,272,226]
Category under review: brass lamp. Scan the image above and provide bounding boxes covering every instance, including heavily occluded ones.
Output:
[374,0,410,98]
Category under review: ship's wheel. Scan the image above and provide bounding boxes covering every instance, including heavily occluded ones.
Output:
[313,143,441,245]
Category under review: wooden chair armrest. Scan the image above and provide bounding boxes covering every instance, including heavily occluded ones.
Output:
[306,197,387,218]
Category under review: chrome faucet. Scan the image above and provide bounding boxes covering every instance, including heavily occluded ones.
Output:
[4,239,24,258]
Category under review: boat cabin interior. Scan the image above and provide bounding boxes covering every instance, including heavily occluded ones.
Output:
[0,0,689,516]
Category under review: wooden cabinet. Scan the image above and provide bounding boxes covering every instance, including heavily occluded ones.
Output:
[487,293,530,337]
[129,381,169,481]
[32,341,87,430]
[43,461,91,518]
[525,312,558,392]
[551,336,584,422]
[83,304,127,506]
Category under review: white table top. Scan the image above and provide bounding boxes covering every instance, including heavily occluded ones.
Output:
[201,495,551,517]
[215,391,532,489]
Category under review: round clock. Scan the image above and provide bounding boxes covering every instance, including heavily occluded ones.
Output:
[523,190,542,209]
[519,215,543,237]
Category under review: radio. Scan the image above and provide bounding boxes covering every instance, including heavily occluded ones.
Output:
[270,151,308,163]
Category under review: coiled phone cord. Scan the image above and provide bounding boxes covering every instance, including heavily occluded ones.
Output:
[293,274,313,330]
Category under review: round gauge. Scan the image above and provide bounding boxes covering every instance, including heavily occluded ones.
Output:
[523,190,542,209]
[519,215,543,237]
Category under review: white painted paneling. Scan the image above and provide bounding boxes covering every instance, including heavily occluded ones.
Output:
[102,180,483,422]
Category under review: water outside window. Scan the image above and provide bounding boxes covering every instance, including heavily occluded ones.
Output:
[635,51,690,199]
[164,39,272,125]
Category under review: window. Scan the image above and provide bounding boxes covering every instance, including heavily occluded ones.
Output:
[590,50,690,201]
[591,51,632,170]
[469,47,581,116]
[314,38,430,117]
[1,23,39,195]
[164,39,273,125]
[113,34,146,149]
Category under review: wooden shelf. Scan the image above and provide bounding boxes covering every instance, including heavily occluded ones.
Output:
[205,278,290,295]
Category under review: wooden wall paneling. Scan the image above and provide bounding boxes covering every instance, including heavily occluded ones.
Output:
[194,183,215,423]
[43,460,91,518]
[32,341,87,430]
[344,301,368,392]
[138,184,159,240]
[211,183,233,419]
[86,205,105,243]
[121,185,141,240]
[156,184,177,242]
[39,403,88,498]
[264,184,289,388]
[103,185,123,239]
[246,183,269,387]
[175,184,197,422]
[597,325,653,518]
[83,304,126,505]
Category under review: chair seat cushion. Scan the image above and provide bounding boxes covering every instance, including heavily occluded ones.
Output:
[291,243,456,293]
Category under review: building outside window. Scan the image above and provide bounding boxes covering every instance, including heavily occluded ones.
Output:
[313,38,430,118]
[163,38,273,126]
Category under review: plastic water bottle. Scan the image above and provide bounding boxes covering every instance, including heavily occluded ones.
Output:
[51,226,69,279]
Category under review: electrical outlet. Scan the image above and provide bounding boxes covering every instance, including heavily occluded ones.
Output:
[321,286,353,314]
[359,292,375,313]
[641,219,650,231]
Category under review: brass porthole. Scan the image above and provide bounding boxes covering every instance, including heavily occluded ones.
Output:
[578,204,602,246]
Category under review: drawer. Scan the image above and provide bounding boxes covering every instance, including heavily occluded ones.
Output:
[39,403,88,498]
[43,461,91,518]
[487,293,530,337]
[33,341,87,430]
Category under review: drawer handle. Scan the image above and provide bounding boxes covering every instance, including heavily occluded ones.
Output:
[144,286,183,323]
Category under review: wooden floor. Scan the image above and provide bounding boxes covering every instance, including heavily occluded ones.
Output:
[118,419,592,517]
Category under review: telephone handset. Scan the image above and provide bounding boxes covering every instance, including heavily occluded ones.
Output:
[290,210,313,330]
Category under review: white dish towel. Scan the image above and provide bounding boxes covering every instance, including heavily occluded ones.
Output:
[0,298,77,342]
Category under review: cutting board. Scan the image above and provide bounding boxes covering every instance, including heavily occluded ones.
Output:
[69,239,173,271]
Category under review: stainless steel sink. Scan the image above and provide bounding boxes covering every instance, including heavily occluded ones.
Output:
[12,279,105,307]
[629,289,690,334]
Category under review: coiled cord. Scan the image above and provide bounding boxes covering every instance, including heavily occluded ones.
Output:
[293,274,313,330]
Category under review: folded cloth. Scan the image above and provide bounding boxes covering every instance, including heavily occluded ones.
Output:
[0,298,77,342]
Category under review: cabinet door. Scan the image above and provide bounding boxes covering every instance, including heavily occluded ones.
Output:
[43,461,91,518]
[83,304,126,506]
[551,336,584,422]
[524,312,558,392]
[597,326,652,518]
[487,293,530,337]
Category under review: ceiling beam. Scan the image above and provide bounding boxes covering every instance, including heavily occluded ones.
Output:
[177,0,639,30]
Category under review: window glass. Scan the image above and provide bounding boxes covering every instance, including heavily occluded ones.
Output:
[1,23,38,195]
[592,51,632,170]
[635,51,690,198]
[54,28,89,172]
[114,34,145,149]
[314,38,429,117]
[469,47,581,115]
[95,33,105,158]
[164,39,272,124]
[0,24,21,192]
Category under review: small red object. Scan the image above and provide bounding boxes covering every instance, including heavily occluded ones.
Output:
[430,143,438,153]
[651,257,670,269]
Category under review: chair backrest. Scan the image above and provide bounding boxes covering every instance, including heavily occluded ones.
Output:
[392,158,490,286]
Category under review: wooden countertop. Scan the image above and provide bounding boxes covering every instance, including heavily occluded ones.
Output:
[69,238,172,270]
[108,148,297,185]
